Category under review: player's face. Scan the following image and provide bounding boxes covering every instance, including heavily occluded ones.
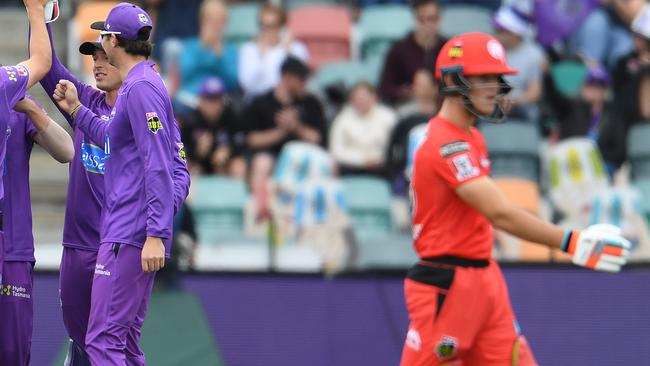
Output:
[100,34,117,65]
[466,74,501,115]
[93,50,121,92]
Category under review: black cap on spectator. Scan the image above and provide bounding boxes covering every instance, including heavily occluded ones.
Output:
[281,56,310,80]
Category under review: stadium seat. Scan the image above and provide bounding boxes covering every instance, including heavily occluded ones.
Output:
[358,5,414,61]
[480,122,540,181]
[634,179,650,223]
[224,3,260,48]
[550,61,588,98]
[288,5,351,71]
[284,0,341,10]
[438,4,493,38]
[494,178,551,261]
[314,61,378,89]
[72,1,119,76]
[190,176,248,245]
[342,176,393,238]
[627,123,650,181]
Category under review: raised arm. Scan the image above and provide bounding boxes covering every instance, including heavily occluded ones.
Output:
[19,0,51,89]
[14,97,74,163]
[53,80,108,142]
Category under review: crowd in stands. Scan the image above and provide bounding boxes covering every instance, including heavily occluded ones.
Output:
[42,0,650,269]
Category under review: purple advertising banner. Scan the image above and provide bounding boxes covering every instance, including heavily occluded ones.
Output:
[31,267,650,366]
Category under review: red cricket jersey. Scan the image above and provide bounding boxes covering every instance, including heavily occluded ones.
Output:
[410,116,493,260]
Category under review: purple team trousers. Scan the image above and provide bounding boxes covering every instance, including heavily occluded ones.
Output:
[60,247,98,347]
[0,261,34,366]
[85,243,155,366]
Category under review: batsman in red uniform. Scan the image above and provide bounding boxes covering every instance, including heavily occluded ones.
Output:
[401,32,631,366]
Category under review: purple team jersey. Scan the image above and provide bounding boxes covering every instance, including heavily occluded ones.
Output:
[75,61,178,256]
[41,26,189,253]
[2,97,39,262]
[0,65,30,202]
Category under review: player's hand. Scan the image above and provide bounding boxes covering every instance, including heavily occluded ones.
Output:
[142,237,165,273]
[53,80,81,115]
[563,224,631,273]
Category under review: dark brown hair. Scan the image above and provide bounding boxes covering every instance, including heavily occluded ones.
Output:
[115,27,153,58]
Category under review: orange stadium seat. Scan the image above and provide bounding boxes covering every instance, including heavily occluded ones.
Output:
[288,5,351,71]
[494,178,557,262]
[75,1,119,75]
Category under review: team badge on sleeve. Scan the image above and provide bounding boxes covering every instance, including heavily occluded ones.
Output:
[439,141,469,158]
[146,112,163,134]
[449,153,480,182]
[177,142,187,162]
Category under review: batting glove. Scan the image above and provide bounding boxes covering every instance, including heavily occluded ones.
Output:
[562,224,631,273]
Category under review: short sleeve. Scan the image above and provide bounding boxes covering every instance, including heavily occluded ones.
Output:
[0,65,29,110]
[433,140,486,189]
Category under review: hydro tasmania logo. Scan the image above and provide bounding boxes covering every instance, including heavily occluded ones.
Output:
[1,284,31,299]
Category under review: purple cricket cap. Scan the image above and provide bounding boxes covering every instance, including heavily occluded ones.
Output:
[90,2,153,41]
[585,64,610,86]
[79,35,104,56]
[199,77,226,98]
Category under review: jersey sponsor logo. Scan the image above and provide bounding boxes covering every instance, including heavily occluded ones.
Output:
[176,142,187,162]
[94,263,111,277]
[146,112,163,134]
[15,65,28,77]
[439,141,470,158]
[450,153,480,182]
[80,141,108,174]
[100,114,110,122]
[405,328,422,351]
[436,335,458,360]
[4,68,17,82]
[0,283,31,299]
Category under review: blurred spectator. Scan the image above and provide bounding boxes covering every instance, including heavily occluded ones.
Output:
[379,0,445,104]
[388,69,437,193]
[493,5,545,123]
[568,5,633,69]
[179,77,247,178]
[329,82,397,176]
[600,66,650,173]
[612,22,650,95]
[396,68,437,119]
[244,57,326,218]
[238,4,309,100]
[149,0,202,63]
[177,0,239,100]
[156,202,197,290]
[545,64,611,140]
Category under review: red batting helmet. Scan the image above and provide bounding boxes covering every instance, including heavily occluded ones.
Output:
[434,32,518,123]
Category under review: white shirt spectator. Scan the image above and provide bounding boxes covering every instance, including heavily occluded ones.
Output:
[238,41,309,100]
[330,104,397,168]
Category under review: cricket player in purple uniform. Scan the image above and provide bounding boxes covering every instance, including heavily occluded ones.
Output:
[37,21,190,366]
[0,0,53,362]
[53,2,189,364]
[0,96,73,365]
